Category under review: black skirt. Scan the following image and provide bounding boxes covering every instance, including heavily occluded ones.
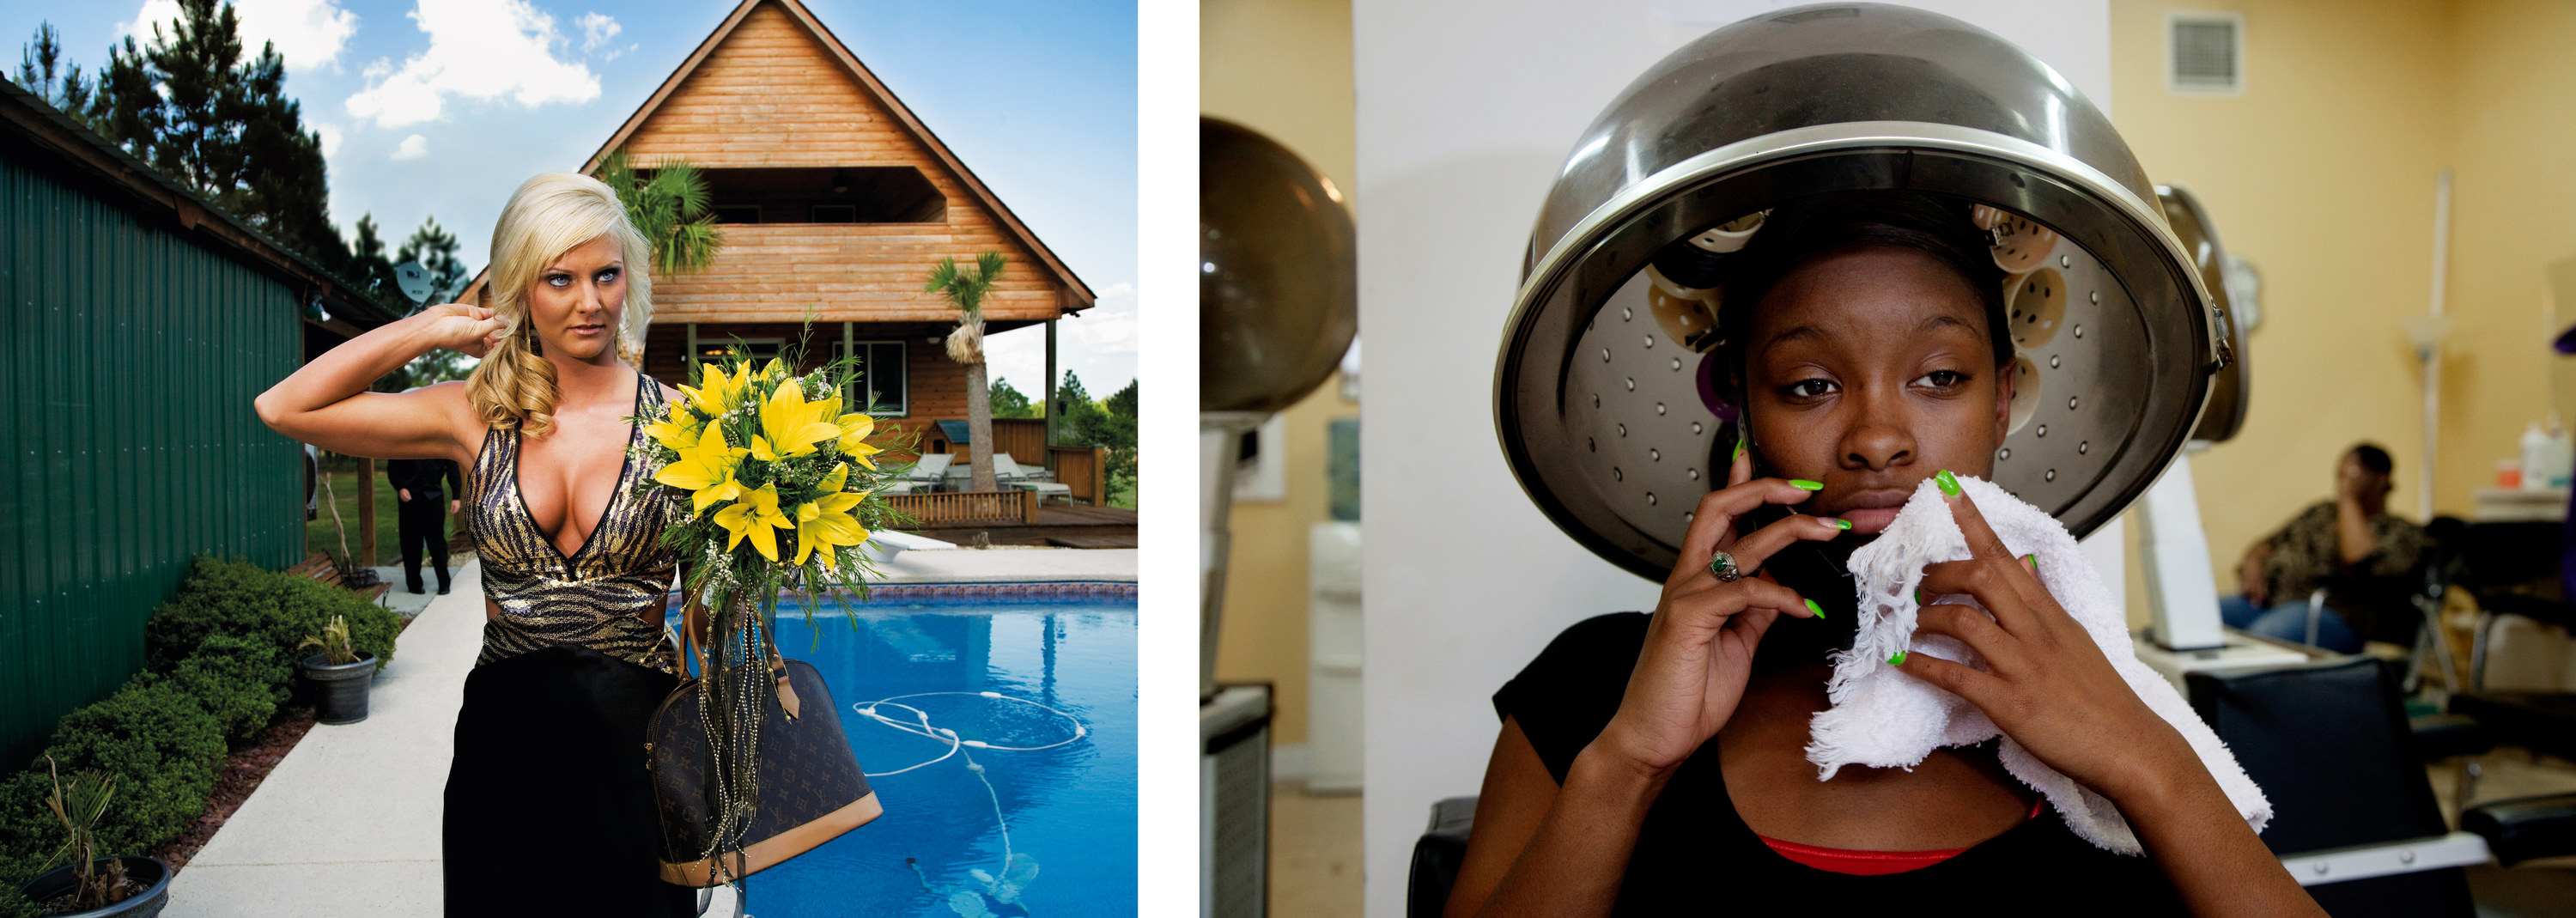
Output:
[443,645,696,918]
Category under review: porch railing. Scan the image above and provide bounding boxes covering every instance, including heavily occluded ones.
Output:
[884,489,1039,526]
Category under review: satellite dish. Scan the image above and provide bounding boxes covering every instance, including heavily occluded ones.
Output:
[393,260,434,308]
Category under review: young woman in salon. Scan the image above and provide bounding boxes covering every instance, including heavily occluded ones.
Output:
[1443,193,2327,917]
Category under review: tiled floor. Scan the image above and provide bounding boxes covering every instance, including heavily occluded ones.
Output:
[1270,782,1364,918]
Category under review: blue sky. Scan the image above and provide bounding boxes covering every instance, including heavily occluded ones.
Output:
[3,0,1138,397]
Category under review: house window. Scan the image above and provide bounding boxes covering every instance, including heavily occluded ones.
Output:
[841,339,908,416]
[711,204,762,224]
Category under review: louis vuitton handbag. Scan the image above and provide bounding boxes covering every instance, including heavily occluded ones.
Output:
[650,599,883,886]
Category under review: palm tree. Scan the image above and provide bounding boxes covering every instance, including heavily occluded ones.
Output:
[927,252,1007,492]
[597,149,725,365]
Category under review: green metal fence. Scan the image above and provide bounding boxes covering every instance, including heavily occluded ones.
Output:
[0,154,306,765]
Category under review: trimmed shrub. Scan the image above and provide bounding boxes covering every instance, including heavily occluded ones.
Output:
[0,886,38,918]
[145,556,398,678]
[164,634,290,741]
[34,678,224,858]
[0,770,55,895]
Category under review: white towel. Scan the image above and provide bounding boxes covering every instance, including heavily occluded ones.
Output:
[1802,474,2269,854]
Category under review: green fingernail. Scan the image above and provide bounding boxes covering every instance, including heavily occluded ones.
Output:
[1806,599,1825,619]
[1914,587,1928,605]
[1935,469,1961,496]
[1734,440,1746,461]
[2023,553,2037,571]
[1789,479,1824,490]
[1888,650,1908,666]
[1824,518,1852,531]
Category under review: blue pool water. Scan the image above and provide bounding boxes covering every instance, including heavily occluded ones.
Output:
[676,597,1136,917]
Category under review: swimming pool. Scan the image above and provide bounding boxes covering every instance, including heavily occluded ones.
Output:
[672,590,1136,917]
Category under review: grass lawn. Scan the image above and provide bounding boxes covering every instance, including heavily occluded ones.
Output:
[304,468,463,563]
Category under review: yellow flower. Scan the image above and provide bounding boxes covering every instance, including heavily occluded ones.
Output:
[793,465,869,566]
[642,407,704,453]
[749,378,843,461]
[834,411,882,470]
[677,362,754,418]
[652,423,748,516]
[712,483,794,562]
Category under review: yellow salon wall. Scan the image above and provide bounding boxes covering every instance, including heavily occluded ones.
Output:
[2110,0,2567,611]
[1204,0,1358,749]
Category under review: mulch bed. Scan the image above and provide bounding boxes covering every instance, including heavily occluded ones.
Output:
[148,586,432,872]
[149,704,319,872]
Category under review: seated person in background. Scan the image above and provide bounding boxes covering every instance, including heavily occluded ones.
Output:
[2222,443,2427,653]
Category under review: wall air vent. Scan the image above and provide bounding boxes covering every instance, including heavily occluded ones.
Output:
[2168,12,2244,95]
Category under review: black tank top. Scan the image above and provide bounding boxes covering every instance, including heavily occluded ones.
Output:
[1493,612,2188,915]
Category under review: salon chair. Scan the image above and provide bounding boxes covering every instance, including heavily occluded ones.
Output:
[2193,655,2576,916]
[2185,657,2488,916]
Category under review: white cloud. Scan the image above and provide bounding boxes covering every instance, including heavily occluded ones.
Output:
[1066,282,1137,355]
[120,0,359,75]
[391,133,428,160]
[577,12,620,53]
[983,282,1138,398]
[343,0,600,129]
[310,119,343,157]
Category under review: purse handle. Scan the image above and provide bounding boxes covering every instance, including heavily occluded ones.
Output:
[680,592,802,720]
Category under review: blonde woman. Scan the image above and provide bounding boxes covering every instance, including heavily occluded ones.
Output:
[256,173,695,916]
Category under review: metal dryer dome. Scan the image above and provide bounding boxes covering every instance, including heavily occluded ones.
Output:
[1495,3,2226,581]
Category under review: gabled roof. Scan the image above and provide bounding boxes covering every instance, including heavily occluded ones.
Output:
[463,0,1093,312]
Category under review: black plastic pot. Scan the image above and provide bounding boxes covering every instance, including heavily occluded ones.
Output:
[15,855,171,917]
[301,652,378,725]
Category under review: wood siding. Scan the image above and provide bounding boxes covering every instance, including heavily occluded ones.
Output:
[621,3,1066,325]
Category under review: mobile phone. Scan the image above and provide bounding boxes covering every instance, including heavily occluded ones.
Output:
[1734,427,1863,623]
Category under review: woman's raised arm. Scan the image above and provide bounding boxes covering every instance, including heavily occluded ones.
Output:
[253,302,507,464]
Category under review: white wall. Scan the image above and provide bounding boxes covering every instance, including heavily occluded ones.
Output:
[1352,3,2110,915]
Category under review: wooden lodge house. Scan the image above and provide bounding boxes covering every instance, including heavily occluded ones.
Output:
[464,0,1096,480]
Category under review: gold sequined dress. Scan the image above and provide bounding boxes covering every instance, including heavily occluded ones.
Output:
[440,371,694,917]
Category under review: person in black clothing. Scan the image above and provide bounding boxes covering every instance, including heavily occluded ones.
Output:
[1448,194,2324,917]
[389,456,464,593]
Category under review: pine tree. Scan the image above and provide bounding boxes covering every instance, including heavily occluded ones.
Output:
[88,0,348,281]
[13,22,103,125]
[349,214,398,303]
[990,379,1038,418]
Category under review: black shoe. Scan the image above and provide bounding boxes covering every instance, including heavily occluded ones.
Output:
[436,585,451,595]
[408,584,426,594]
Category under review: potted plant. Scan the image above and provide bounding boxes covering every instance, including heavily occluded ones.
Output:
[298,615,377,725]
[14,757,171,916]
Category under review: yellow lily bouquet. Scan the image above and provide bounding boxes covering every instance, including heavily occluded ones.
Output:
[629,349,908,633]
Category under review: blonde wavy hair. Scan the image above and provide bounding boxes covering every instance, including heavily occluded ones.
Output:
[465,172,655,439]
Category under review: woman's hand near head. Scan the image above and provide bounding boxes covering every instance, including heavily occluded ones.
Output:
[1589,444,1840,779]
[1445,447,1843,918]
[1893,489,2326,917]
[417,302,508,359]
[252,305,492,465]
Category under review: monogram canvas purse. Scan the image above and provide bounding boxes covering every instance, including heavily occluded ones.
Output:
[649,603,882,886]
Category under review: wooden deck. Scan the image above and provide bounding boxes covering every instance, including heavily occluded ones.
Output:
[906,502,1136,549]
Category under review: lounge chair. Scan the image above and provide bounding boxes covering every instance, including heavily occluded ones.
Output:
[993,453,1074,502]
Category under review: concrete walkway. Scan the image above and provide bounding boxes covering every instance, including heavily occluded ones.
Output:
[163,546,1133,916]
[165,557,486,917]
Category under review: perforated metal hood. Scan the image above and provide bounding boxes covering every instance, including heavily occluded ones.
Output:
[1495,3,2221,581]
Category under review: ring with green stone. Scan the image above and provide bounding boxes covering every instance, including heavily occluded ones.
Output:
[1707,550,1742,583]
